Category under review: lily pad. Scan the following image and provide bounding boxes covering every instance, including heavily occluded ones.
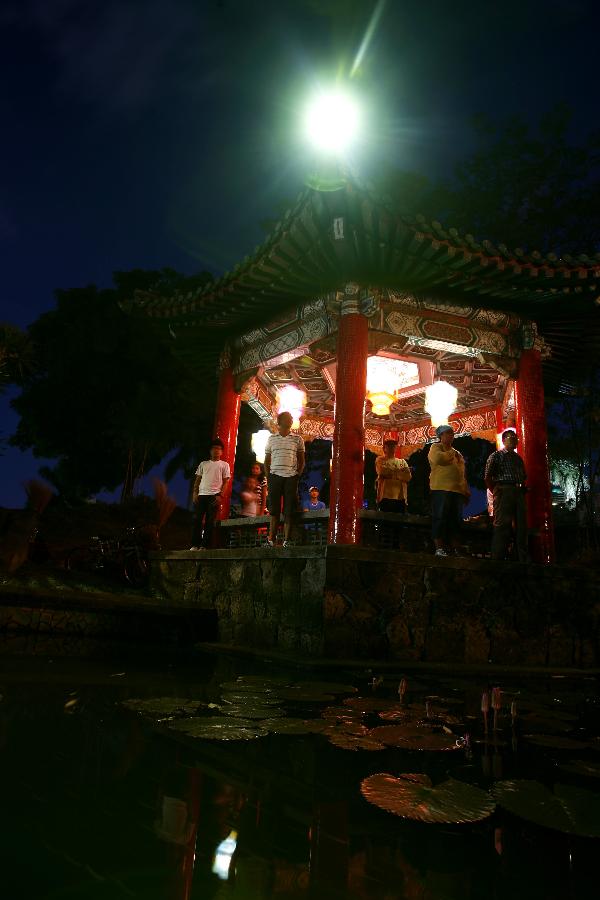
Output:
[370,724,459,752]
[343,697,406,714]
[221,692,282,706]
[294,681,357,695]
[493,780,600,838]
[327,730,386,751]
[523,734,591,751]
[276,688,336,703]
[219,680,283,694]
[121,698,207,720]
[321,705,363,719]
[168,716,267,741]
[560,760,600,779]
[361,773,495,823]
[260,718,329,735]
[520,713,576,734]
[220,704,286,719]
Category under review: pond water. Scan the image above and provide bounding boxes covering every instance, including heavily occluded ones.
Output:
[1,643,599,899]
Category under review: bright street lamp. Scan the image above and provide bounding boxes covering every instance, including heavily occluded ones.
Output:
[303,88,361,155]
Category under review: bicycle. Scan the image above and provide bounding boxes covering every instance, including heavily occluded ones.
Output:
[65,527,149,588]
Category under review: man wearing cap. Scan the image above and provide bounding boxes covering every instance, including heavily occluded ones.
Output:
[375,439,412,513]
[428,425,470,557]
[190,438,231,550]
[485,429,528,562]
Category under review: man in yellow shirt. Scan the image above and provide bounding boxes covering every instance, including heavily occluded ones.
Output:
[428,424,470,557]
[375,439,412,513]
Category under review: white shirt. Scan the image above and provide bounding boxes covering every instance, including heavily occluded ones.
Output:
[265,432,305,477]
[195,460,230,496]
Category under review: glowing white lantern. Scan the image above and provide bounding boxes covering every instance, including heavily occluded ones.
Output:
[366,356,419,417]
[276,384,306,430]
[424,381,458,427]
[251,429,272,463]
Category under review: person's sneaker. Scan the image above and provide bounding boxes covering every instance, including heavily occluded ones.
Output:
[189,546,200,551]
[282,540,294,549]
[265,539,276,548]
[435,548,449,557]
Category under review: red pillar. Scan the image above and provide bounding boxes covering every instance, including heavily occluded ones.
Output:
[328,307,368,544]
[514,348,554,563]
[213,361,241,520]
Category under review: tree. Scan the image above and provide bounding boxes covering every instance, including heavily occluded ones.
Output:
[10,269,215,499]
[0,322,34,394]
[372,104,600,253]
[547,369,600,551]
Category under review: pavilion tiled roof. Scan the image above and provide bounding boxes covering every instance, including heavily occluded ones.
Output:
[129,179,599,389]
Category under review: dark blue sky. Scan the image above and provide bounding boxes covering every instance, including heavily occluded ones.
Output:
[1,0,598,506]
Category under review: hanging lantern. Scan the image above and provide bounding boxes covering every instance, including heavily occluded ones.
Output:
[251,429,272,463]
[424,380,458,427]
[276,384,306,430]
[366,357,418,417]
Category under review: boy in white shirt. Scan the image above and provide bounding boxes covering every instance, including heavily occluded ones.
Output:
[190,439,231,550]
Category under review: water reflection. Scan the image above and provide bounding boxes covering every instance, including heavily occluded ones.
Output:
[0,653,598,898]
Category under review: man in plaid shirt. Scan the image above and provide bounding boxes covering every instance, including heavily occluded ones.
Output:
[484,429,528,562]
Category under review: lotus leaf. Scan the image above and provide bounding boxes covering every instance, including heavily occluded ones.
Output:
[523,734,590,750]
[370,724,459,752]
[221,705,286,719]
[327,730,386,751]
[493,779,600,837]
[343,697,406,714]
[168,716,267,741]
[560,760,600,779]
[122,698,207,719]
[361,773,495,823]
[221,692,282,706]
[259,718,329,735]
[275,688,336,703]
[321,706,364,724]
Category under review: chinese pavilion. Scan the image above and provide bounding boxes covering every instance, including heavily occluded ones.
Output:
[132,179,600,564]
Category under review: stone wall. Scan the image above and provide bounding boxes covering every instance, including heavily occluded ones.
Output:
[150,548,326,655]
[150,547,600,667]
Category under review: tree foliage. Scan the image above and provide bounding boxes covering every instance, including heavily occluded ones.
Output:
[372,105,600,253]
[0,322,34,394]
[10,269,215,499]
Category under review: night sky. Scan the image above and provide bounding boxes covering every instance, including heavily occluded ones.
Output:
[1,0,598,507]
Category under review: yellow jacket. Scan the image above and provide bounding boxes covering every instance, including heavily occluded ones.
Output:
[375,456,411,502]
[428,443,469,495]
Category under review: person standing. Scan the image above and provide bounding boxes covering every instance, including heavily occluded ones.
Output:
[240,475,260,517]
[428,425,470,557]
[484,429,528,562]
[264,411,305,548]
[250,462,268,515]
[375,439,412,513]
[190,439,230,550]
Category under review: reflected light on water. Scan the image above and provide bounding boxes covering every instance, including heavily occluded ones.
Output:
[211,830,238,880]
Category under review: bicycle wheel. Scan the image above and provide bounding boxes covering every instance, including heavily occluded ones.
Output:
[65,546,94,573]
[123,547,150,588]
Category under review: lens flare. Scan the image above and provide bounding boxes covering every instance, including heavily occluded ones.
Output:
[277,385,306,429]
[303,89,360,154]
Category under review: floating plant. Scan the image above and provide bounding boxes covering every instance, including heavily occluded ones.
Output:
[121,698,211,720]
[168,716,268,741]
[493,779,600,838]
[369,724,460,752]
[361,773,495,824]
